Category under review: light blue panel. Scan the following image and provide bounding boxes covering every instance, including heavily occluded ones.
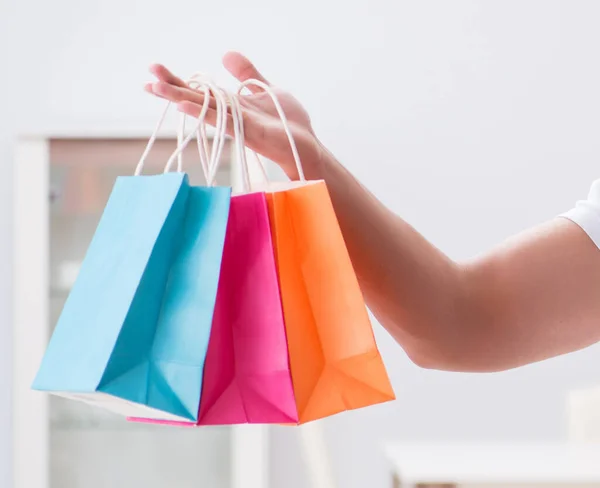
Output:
[99,186,231,420]
[148,186,231,420]
[33,173,188,393]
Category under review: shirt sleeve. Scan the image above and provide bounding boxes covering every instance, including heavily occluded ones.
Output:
[560,179,600,249]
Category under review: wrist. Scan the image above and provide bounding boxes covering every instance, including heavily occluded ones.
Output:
[298,136,333,181]
[281,131,327,181]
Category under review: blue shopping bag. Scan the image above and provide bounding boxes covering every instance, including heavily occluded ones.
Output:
[33,172,231,422]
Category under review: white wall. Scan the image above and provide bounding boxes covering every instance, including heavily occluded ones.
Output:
[3,1,600,487]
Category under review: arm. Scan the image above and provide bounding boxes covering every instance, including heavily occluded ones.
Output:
[313,145,600,372]
[147,54,600,372]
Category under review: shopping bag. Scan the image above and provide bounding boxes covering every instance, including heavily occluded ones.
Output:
[266,182,395,423]
[33,113,231,423]
[241,79,396,424]
[128,87,297,426]
[198,191,298,424]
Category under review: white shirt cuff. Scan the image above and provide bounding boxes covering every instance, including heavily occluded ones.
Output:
[560,197,600,249]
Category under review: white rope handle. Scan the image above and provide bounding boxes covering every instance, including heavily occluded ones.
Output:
[159,97,212,178]
[178,101,209,181]
[176,74,252,191]
[228,93,252,192]
[185,75,216,179]
[135,75,299,190]
[188,74,229,178]
[134,73,230,186]
[134,83,211,177]
[237,79,306,182]
[164,74,230,185]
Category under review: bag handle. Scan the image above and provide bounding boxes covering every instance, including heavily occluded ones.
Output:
[180,75,252,192]
[177,87,209,181]
[165,74,231,184]
[135,75,299,189]
[133,83,210,178]
[228,93,252,192]
[134,74,229,187]
[237,79,306,184]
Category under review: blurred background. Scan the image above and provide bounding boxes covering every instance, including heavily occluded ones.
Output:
[3,1,600,487]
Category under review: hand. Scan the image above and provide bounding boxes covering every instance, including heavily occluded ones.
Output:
[145,52,324,180]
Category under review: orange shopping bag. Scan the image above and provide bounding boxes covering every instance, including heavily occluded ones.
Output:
[241,80,396,424]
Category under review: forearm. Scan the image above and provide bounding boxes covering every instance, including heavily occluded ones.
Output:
[304,144,600,372]
[305,142,469,369]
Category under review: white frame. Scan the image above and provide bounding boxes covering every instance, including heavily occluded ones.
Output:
[12,134,270,488]
[13,136,50,488]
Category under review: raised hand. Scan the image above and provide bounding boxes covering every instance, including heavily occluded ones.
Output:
[145,52,323,180]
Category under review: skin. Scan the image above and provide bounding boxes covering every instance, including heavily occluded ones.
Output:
[145,52,600,373]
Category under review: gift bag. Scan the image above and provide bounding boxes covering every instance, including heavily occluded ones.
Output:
[128,83,297,427]
[242,80,396,424]
[33,109,231,423]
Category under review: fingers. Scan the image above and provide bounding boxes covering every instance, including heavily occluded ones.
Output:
[145,62,261,143]
[177,101,264,152]
[222,51,270,94]
[177,102,235,138]
[150,81,220,110]
[147,64,209,101]
[144,82,170,101]
[149,64,188,88]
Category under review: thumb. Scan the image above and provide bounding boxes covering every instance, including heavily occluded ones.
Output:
[223,51,270,93]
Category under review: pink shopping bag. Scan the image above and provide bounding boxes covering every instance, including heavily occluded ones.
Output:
[129,191,298,426]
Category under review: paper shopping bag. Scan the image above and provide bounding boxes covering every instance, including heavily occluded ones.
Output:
[265,180,395,424]
[128,191,298,426]
[198,191,297,424]
[33,173,231,422]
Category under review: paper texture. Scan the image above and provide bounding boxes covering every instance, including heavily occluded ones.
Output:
[266,181,395,424]
[34,173,231,422]
[130,192,298,426]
